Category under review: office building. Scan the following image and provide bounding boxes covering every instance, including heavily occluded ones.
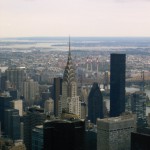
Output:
[148,113,150,126]
[131,127,150,150]
[43,119,85,150]
[53,77,62,117]
[85,130,97,150]
[0,93,12,131]
[131,91,147,127]
[0,74,7,91]
[23,106,46,150]
[41,91,51,101]
[4,109,20,140]
[44,98,54,115]
[81,101,86,119]
[97,113,136,150]
[85,123,97,150]
[103,71,109,90]
[23,78,39,107]
[88,82,103,124]
[60,39,81,117]
[32,125,43,150]
[9,89,18,100]
[5,67,26,92]
[10,99,23,116]
[110,53,126,117]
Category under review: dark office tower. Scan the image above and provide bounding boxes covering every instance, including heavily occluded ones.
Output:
[4,109,20,140]
[131,127,150,150]
[131,91,147,127]
[43,119,85,150]
[88,82,103,124]
[53,77,62,117]
[23,106,46,150]
[9,89,18,100]
[1,74,7,91]
[0,94,12,131]
[85,129,97,150]
[110,54,126,117]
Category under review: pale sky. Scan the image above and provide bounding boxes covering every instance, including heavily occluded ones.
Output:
[0,0,150,37]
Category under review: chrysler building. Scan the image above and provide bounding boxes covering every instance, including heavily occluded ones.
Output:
[61,38,81,117]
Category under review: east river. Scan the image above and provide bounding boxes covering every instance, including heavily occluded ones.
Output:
[126,87,150,116]
[104,86,150,116]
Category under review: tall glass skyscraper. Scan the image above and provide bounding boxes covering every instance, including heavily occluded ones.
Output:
[110,54,126,117]
[53,77,62,117]
[88,82,103,124]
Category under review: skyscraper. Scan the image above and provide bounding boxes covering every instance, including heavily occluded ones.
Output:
[43,119,85,150]
[110,53,126,117]
[53,77,62,117]
[60,38,81,117]
[44,98,54,115]
[5,67,26,93]
[4,109,20,140]
[10,99,23,116]
[88,82,103,124]
[97,113,136,150]
[23,78,39,107]
[131,127,150,150]
[0,93,12,131]
[131,91,147,127]
[32,125,43,150]
[23,106,46,150]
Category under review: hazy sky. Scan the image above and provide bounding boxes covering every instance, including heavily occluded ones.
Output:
[0,0,150,37]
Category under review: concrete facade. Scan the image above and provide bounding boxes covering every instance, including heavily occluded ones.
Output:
[97,113,136,150]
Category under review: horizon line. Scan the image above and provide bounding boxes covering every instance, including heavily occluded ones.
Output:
[1,36,150,39]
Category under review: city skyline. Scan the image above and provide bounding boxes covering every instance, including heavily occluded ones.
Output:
[1,0,150,38]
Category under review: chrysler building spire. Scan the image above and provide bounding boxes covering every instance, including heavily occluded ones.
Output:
[63,37,76,83]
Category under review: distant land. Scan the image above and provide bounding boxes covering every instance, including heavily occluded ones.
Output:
[0,37,150,54]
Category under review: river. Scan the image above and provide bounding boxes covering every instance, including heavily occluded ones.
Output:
[104,86,150,116]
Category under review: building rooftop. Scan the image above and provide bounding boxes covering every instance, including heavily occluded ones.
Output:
[97,113,136,123]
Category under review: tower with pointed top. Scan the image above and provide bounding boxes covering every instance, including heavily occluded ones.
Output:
[60,38,81,117]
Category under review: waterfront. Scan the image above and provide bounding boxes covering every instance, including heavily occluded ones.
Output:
[104,86,150,116]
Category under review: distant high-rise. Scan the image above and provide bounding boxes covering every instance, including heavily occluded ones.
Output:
[110,53,126,117]
[10,99,23,116]
[43,119,85,150]
[131,91,147,127]
[0,93,12,131]
[1,74,7,91]
[23,106,46,150]
[88,82,103,124]
[32,125,43,150]
[9,89,18,100]
[4,109,20,140]
[60,38,81,117]
[5,67,26,92]
[103,71,109,90]
[23,78,39,106]
[81,101,86,119]
[53,77,62,117]
[97,113,136,150]
[44,98,54,115]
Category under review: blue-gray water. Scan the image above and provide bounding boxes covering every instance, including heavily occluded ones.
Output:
[105,87,150,115]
